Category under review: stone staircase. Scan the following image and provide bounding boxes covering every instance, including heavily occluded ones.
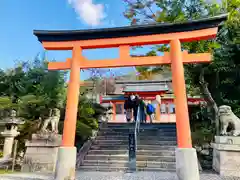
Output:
[78,122,177,172]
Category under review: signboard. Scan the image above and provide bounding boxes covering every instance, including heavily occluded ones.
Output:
[128,133,136,171]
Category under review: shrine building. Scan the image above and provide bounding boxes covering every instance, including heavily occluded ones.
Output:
[100,79,205,123]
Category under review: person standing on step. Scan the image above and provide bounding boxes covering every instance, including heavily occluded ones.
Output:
[146,100,155,123]
[139,99,147,123]
[124,95,133,122]
[132,94,140,122]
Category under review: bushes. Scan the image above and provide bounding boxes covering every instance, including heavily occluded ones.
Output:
[189,105,215,170]
[74,97,104,149]
[58,96,105,150]
[0,56,106,157]
[0,151,3,158]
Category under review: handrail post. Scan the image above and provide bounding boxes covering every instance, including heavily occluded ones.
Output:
[128,132,136,171]
[128,107,141,171]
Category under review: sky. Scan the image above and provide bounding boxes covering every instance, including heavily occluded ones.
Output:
[0,0,146,80]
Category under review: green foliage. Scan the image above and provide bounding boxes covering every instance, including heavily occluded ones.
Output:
[91,103,106,118]
[0,151,3,158]
[24,58,67,110]
[124,0,240,110]
[0,96,16,114]
[0,53,105,153]
[17,95,46,120]
[77,96,99,130]
[192,127,214,146]
[123,0,240,138]
[76,121,93,140]
[0,55,67,120]
[189,106,215,145]
[16,119,41,153]
[74,121,93,149]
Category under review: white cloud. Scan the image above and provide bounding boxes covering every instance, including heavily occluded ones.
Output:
[68,0,106,26]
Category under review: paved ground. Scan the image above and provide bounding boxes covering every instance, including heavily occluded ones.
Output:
[0,172,240,180]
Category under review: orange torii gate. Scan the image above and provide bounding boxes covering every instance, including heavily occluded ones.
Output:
[34,14,227,180]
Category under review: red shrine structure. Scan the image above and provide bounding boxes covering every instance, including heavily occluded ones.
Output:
[34,14,227,180]
[100,79,205,123]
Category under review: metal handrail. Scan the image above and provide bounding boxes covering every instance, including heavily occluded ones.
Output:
[134,107,141,165]
[134,107,140,151]
[129,107,141,171]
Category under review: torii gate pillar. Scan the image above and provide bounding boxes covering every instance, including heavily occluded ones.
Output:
[170,39,199,179]
[55,46,81,180]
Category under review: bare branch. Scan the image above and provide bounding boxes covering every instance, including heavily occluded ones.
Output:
[123,0,156,21]
[199,67,219,135]
[142,0,156,19]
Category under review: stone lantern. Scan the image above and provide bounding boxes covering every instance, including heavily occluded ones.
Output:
[0,110,24,159]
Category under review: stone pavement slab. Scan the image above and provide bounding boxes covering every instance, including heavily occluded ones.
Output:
[0,171,240,180]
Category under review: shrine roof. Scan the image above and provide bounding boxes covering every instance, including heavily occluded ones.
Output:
[102,95,126,101]
[123,84,168,92]
[115,80,171,84]
[34,14,227,42]
[101,94,204,102]
[162,94,203,99]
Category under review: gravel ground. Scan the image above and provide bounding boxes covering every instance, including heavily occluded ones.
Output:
[0,171,240,180]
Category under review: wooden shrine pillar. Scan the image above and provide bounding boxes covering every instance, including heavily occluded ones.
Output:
[170,39,192,148]
[155,104,161,122]
[155,95,161,122]
[54,46,81,180]
[112,102,116,121]
[62,46,81,147]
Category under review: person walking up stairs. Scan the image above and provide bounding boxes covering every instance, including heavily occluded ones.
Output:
[146,101,155,123]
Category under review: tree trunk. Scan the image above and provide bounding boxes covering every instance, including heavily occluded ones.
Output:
[199,68,219,135]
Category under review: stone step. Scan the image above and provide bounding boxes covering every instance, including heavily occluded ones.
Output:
[94,139,177,146]
[82,160,176,169]
[99,132,177,137]
[99,133,176,137]
[79,165,175,172]
[102,129,177,133]
[87,149,175,156]
[138,141,177,146]
[90,144,176,151]
[101,127,176,131]
[96,136,177,141]
[139,129,176,133]
[84,154,175,162]
[100,131,177,135]
[105,123,176,129]
[102,129,176,133]
[78,165,128,172]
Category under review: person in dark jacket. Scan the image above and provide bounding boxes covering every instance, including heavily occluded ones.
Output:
[139,99,147,123]
[124,95,134,122]
[132,95,141,122]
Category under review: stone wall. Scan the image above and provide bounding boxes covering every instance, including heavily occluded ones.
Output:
[22,133,62,173]
[195,143,213,170]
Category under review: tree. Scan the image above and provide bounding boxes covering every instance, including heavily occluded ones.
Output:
[123,0,240,135]
[73,94,105,148]
[133,51,166,80]
[97,78,116,95]
[25,57,67,111]
[0,64,27,103]
[0,55,107,153]
[209,3,240,115]
[85,68,116,95]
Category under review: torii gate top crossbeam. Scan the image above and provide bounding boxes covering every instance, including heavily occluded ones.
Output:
[34,14,227,50]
